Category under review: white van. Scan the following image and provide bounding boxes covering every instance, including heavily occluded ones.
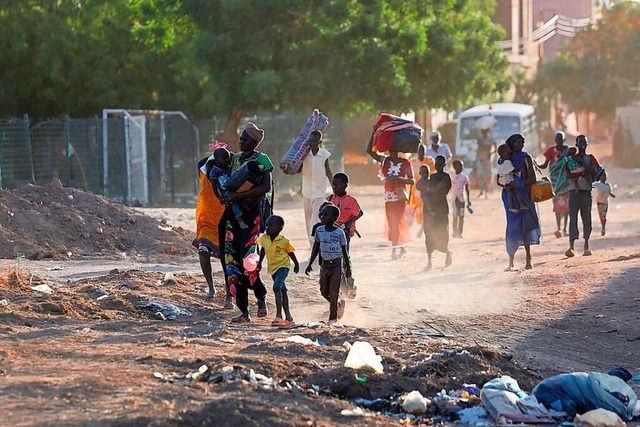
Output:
[455,103,539,166]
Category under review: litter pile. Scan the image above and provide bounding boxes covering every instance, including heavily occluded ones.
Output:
[0,181,193,259]
[153,335,640,426]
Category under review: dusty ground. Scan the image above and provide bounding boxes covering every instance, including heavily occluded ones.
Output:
[0,156,639,425]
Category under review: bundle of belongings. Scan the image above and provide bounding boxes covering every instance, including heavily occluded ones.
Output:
[478,372,638,426]
[279,109,329,175]
[370,113,424,154]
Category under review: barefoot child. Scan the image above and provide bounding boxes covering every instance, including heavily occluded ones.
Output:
[450,160,471,238]
[593,171,615,236]
[305,204,352,325]
[327,173,364,251]
[496,144,528,213]
[257,215,300,328]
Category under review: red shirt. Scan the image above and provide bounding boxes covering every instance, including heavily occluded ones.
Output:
[327,193,361,233]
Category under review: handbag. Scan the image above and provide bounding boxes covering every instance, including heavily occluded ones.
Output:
[530,177,554,202]
[528,158,555,203]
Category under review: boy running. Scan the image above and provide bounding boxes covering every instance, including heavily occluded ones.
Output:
[305,204,352,325]
[450,160,471,238]
[327,173,363,250]
[257,215,300,328]
[593,171,615,236]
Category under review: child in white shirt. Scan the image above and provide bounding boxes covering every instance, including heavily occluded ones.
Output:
[496,144,528,213]
[593,171,615,236]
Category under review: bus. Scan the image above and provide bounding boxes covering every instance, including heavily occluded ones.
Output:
[455,103,539,167]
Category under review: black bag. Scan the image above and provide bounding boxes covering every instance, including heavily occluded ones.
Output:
[392,128,422,153]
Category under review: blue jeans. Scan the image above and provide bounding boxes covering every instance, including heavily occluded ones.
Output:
[272,267,290,292]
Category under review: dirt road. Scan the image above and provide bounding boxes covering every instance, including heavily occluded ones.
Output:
[1,165,638,426]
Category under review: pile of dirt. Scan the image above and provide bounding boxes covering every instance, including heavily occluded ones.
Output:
[0,181,194,259]
[0,268,212,323]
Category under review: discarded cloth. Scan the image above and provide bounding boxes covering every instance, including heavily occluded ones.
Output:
[483,376,528,399]
[136,301,192,320]
[533,372,637,421]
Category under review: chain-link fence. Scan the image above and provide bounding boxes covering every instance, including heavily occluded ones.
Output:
[0,111,346,205]
[0,113,200,206]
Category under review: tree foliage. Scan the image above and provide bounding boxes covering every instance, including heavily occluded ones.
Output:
[184,0,509,139]
[536,2,640,120]
[0,0,509,131]
[0,0,195,117]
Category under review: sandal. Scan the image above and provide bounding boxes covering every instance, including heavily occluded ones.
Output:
[271,317,285,327]
[231,314,250,323]
[278,320,296,329]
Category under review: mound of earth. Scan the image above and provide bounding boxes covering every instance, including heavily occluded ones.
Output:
[0,181,194,259]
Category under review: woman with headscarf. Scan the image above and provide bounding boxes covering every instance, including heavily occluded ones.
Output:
[500,134,541,271]
[537,131,570,238]
[192,145,230,305]
[367,142,415,260]
[219,122,274,323]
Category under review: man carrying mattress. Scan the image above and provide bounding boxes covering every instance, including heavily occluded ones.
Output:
[301,130,333,246]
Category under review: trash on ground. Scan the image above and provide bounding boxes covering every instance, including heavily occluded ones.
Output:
[401,390,431,414]
[340,407,372,417]
[343,341,384,374]
[0,299,8,306]
[574,408,627,427]
[136,301,191,320]
[31,284,54,294]
[483,375,528,398]
[218,337,235,344]
[45,266,64,271]
[457,406,490,425]
[353,397,389,412]
[533,372,637,421]
[608,367,632,382]
[275,335,321,346]
[162,272,176,285]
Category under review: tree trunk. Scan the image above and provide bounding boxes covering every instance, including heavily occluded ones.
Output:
[221,108,244,151]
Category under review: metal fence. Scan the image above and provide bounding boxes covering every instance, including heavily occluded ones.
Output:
[0,111,346,205]
[0,114,199,206]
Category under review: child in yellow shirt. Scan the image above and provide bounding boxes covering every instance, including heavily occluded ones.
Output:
[257,215,299,328]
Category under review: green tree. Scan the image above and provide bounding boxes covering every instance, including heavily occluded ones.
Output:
[536,2,640,121]
[0,0,195,117]
[183,0,509,143]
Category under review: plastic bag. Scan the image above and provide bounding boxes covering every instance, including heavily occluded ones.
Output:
[343,341,383,374]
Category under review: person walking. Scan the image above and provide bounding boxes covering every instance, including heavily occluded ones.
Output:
[593,171,615,236]
[192,150,227,303]
[417,156,452,271]
[565,135,601,257]
[219,122,274,323]
[366,141,414,260]
[538,131,570,238]
[499,134,541,271]
[425,131,452,168]
[474,128,496,199]
[301,130,332,246]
